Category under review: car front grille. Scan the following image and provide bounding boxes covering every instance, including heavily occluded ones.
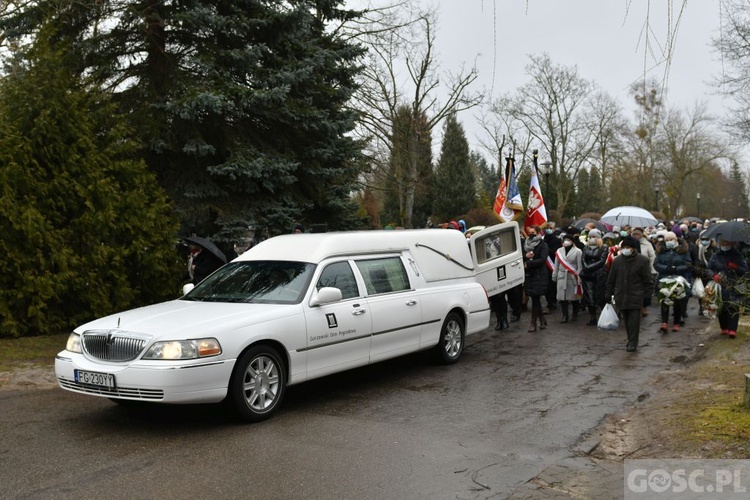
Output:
[57,378,164,400]
[82,331,148,362]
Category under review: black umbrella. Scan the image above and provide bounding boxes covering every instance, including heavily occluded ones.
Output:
[184,236,228,263]
[572,218,607,233]
[681,216,703,224]
[701,220,750,243]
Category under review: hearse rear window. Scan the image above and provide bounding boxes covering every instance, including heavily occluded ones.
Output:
[356,257,410,295]
[475,228,518,264]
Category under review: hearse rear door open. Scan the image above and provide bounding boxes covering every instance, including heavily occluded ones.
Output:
[469,221,524,297]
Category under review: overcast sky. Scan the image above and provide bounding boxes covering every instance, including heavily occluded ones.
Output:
[422,0,729,157]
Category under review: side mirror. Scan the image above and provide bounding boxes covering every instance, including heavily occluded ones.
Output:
[310,287,343,306]
[182,283,195,295]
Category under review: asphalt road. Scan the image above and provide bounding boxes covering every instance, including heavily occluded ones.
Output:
[0,300,712,500]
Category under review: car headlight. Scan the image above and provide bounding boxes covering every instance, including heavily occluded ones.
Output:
[142,338,222,360]
[66,333,82,353]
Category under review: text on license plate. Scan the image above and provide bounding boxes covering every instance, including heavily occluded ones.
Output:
[75,369,116,389]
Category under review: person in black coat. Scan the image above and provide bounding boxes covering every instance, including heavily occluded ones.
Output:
[187,242,225,284]
[580,229,609,325]
[524,225,550,332]
[544,222,561,312]
[605,236,654,352]
[707,240,750,338]
[654,232,692,333]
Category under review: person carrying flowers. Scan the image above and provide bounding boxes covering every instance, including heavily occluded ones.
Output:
[654,231,692,332]
[707,239,749,338]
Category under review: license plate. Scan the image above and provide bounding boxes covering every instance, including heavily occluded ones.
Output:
[74,369,116,390]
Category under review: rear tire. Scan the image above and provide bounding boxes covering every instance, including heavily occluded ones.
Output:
[436,312,464,364]
[227,345,286,422]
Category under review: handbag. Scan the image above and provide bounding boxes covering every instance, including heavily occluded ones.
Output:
[597,303,619,331]
[692,277,705,298]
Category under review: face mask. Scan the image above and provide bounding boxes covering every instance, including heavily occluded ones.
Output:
[588,239,598,246]
[620,248,633,256]
[700,240,710,247]
[720,245,732,252]
[620,231,628,237]
[563,240,572,247]
[666,241,677,249]
[545,229,553,234]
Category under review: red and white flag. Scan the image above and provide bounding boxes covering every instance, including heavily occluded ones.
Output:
[493,157,523,223]
[492,168,509,222]
[524,171,547,234]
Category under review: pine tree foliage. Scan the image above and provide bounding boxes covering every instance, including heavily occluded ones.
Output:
[432,114,475,219]
[0,37,180,338]
[0,0,367,239]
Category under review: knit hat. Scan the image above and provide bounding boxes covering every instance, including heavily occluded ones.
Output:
[588,229,602,239]
[665,231,677,241]
[621,236,639,249]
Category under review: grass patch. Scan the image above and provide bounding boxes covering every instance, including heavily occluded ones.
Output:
[674,326,750,458]
[0,333,68,372]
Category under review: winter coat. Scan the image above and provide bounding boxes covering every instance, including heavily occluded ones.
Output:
[639,238,656,274]
[552,245,582,301]
[581,244,608,308]
[524,238,550,297]
[605,252,654,310]
[654,239,692,282]
[190,250,225,284]
[707,247,750,303]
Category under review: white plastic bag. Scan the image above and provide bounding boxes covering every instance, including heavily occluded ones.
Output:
[597,303,619,331]
[692,277,705,298]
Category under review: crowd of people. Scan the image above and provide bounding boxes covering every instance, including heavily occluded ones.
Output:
[487,218,750,353]
[185,217,749,355]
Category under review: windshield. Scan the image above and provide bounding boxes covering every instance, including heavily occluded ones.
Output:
[182,261,315,304]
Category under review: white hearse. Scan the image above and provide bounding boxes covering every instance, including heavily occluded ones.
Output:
[55,222,523,421]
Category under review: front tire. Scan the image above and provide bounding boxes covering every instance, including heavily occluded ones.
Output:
[228,345,286,422]
[436,312,465,364]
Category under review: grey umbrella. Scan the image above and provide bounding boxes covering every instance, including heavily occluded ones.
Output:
[184,236,228,263]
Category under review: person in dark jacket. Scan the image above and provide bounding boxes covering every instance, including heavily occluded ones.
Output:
[580,229,609,325]
[653,231,692,333]
[682,234,700,320]
[544,222,561,312]
[524,225,550,332]
[605,236,654,352]
[707,240,750,338]
[695,231,717,316]
[187,242,225,284]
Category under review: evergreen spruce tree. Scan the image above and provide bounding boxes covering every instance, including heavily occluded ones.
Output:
[432,114,475,220]
[0,36,180,337]
[0,1,367,239]
[473,152,497,208]
[730,161,750,218]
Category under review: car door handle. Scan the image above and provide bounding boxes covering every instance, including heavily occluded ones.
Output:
[352,308,366,316]
[405,300,417,306]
